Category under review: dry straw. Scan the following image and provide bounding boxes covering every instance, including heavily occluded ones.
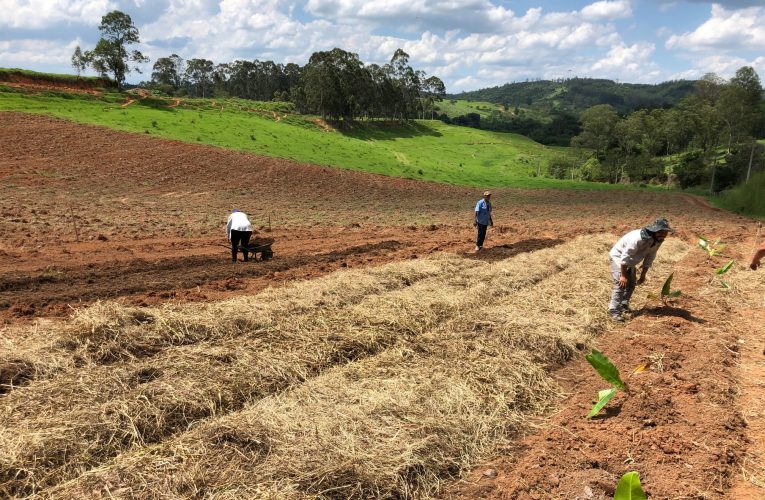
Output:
[3,236,689,498]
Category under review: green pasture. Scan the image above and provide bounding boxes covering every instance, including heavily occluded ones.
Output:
[434,99,505,118]
[0,87,647,190]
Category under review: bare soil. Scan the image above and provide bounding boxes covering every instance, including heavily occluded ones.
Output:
[1,111,764,498]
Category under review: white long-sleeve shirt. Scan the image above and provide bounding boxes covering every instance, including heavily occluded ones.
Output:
[226,212,252,239]
[609,229,662,269]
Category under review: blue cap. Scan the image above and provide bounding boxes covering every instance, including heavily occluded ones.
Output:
[232,209,240,213]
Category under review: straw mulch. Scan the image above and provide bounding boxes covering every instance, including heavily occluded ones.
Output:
[2,236,689,498]
[24,236,686,498]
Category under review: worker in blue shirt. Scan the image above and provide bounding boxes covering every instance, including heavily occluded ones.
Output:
[474,191,493,253]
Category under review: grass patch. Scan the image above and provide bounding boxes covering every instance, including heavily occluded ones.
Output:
[712,171,765,218]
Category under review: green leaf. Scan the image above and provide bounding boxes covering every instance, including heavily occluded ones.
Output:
[614,471,647,500]
[721,281,730,289]
[716,260,734,275]
[585,349,625,390]
[587,388,618,418]
[661,273,674,297]
[716,243,727,254]
[667,290,681,298]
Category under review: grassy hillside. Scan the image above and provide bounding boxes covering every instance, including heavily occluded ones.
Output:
[433,99,505,118]
[0,86,632,190]
[714,170,765,218]
[451,78,696,115]
[0,68,114,89]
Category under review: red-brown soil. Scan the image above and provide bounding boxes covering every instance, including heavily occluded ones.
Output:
[0,74,106,95]
[448,248,759,499]
[1,111,764,498]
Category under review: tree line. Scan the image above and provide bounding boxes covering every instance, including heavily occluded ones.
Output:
[555,67,765,192]
[73,11,445,122]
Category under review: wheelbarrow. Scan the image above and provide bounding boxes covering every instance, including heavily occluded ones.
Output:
[240,237,274,261]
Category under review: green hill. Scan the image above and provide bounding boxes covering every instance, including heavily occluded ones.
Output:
[0,85,614,189]
[450,78,696,115]
[0,68,115,90]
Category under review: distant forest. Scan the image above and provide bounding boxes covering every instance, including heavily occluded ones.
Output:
[144,48,446,123]
[449,78,696,114]
[438,78,697,146]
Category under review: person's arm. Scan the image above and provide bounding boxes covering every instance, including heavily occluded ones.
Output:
[618,264,630,288]
[751,242,765,270]
[474,201,480,226]
[618,233,641,287]
[638,246,660,284]
[226,216,233,242]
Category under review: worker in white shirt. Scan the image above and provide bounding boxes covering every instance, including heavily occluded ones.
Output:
[226,209,253,263]
[608,217,674,321]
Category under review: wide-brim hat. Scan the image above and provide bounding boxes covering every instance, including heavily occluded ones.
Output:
[645,217,674,233]
[483,191,492,197]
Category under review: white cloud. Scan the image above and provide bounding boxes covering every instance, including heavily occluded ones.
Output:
[0,0,672,92]
[590,41,659,81]
[666,4,765,51]
[0,38,82,64]
[580,0,633,21]
[0,0,114,29]
[668,55,765,81]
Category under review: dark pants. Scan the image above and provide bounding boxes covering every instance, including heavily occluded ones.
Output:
[476,224,488,248]
[230,230,252,262]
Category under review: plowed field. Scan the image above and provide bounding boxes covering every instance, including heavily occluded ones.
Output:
[1,112,764,499]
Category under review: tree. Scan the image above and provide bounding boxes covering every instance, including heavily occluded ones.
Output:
[151,54,184,90]
[572,104,619,159]
[71,46,88,78]
[730,66,763,107]
[422,76,446,119]
[184,58,214,98]
[85,11,148,89]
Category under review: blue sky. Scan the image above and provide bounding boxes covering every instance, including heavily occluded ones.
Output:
[1,0,763,92]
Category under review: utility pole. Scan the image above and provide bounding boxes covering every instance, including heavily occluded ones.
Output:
[746,139,756,183]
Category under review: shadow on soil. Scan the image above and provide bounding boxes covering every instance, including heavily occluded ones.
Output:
[465,238,565,262]
[634,305,706,324]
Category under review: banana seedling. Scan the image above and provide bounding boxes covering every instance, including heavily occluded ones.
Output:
[698,236,726,258]
[614,471,647,500]
[715,259,735,289]
[585,349,650,418]
[647,272,681,304]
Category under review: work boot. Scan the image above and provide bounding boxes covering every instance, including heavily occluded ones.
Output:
[610,313,624,322]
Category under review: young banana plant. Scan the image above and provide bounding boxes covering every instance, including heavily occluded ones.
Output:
[698,236,726,258]
[614,471,647,500]
[647,272,681,304]
[585,349,650,418]
[715,260,735,289]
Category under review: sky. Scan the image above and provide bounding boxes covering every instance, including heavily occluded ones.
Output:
[1,0,764,92]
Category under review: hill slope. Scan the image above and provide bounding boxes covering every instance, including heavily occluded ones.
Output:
[0,86,590,189]
[450,77,696,114]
